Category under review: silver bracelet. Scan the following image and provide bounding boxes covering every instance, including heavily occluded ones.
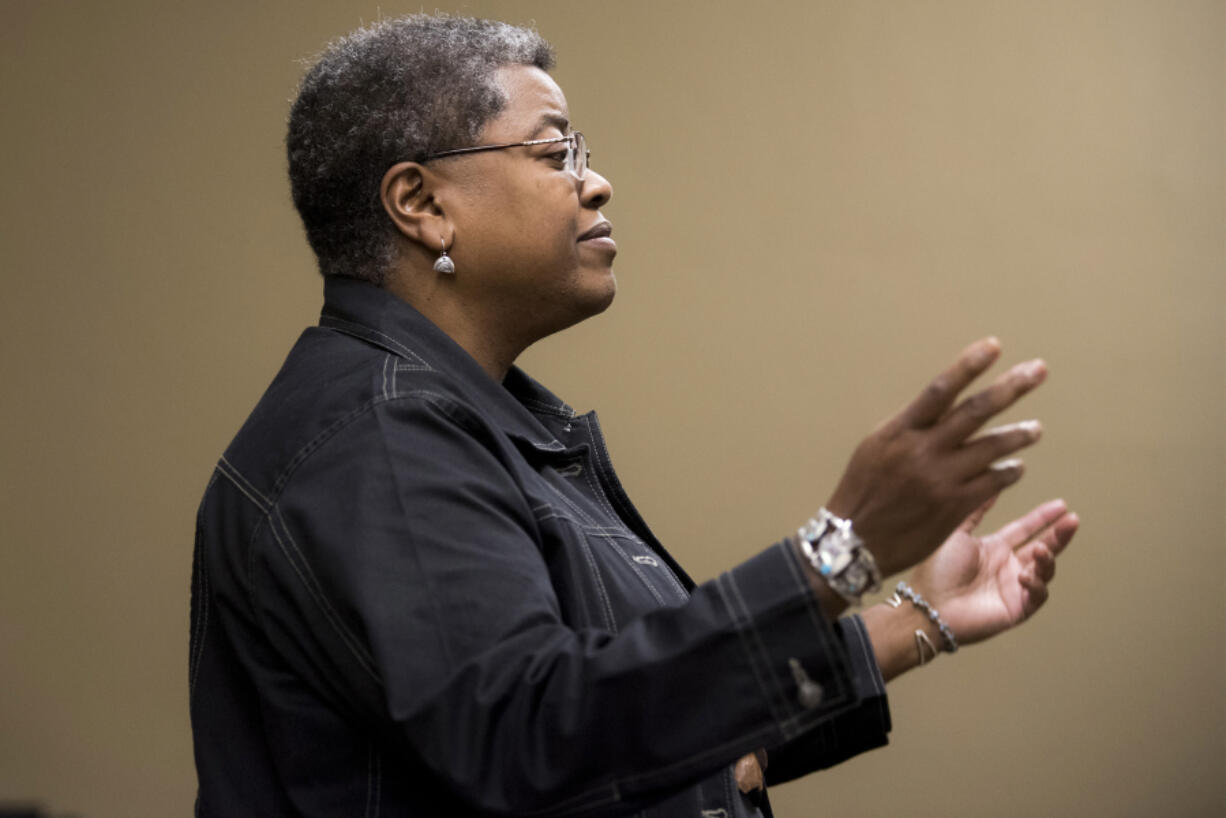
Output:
[888,581,959,654]
[913,629,938,665]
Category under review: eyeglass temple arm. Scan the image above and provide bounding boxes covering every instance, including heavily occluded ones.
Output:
[425,134,576,161]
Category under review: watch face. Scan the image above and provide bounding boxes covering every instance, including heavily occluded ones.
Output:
[824,547,854,575]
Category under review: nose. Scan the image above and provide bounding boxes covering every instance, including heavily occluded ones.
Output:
[580,168,612,209]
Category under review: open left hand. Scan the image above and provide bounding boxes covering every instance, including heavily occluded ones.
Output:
[909,496,1079,647]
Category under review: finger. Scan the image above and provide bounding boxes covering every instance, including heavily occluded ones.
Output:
[951,420,1043,479]
[957,493,999,534]
[1015,542,1045,575]
[1022,543,1057,583]
[1019,570,1049,618]
[934,358,1047,445]
[1034,511,1079,557]
[991,498,1068,550]
[1037,547,1055,582]
[961,458,1025,505]
[897,337,1001,429]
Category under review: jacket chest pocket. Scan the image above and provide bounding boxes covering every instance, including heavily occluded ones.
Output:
[518,445,689,631]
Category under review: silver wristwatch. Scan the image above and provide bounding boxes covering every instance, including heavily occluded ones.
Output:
[797,507,881,605]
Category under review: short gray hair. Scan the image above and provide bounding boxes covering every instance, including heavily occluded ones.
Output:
[287,15,555,283]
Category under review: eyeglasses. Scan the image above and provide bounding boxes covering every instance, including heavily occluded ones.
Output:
[420,132,589,180]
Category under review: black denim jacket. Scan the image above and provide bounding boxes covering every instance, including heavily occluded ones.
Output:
[189,278,890,817]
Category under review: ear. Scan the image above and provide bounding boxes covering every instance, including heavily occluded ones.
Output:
[379,162,452,252]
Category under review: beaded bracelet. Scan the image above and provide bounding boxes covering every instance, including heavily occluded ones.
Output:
[888,581,959,654]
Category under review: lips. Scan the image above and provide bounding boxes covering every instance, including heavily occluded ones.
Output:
[578,221,613,241]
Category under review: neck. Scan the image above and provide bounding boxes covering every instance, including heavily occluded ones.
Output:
[385,272,524,383]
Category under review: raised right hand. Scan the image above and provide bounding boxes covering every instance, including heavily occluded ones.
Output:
[825,337,1047,578]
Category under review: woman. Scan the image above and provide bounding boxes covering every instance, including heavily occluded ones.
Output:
[189,15,1078,817]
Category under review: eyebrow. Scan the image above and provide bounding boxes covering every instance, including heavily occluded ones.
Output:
[531,113,571,138]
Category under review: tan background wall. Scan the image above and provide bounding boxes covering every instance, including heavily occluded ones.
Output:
[1,1,1222,816]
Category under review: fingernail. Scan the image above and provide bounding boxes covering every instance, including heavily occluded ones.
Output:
[1026,359,1047,380]
[974,338,1001,365]
[1019,419,1042,440]
[992,458,1024,476]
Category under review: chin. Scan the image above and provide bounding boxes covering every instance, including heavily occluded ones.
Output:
[541,275,617,340]
[587,272,617,315]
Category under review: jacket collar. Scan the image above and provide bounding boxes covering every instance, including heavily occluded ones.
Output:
[319,277,575,451]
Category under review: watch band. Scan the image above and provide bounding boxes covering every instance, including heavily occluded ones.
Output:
[796,507,881,605]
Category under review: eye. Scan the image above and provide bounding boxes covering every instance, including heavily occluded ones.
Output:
[543,148,569,164]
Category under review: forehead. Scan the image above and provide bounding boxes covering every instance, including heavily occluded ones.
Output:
[485,65,571,140]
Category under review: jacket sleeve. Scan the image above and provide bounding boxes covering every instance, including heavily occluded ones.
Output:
[764,615,892,785]
[251,393,888,816]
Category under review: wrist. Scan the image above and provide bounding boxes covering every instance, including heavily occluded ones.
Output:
[790,536,850,620]
[897,599,945,660]
[862,601,940,682]
[862,583,962,683]
[888,581,959,654]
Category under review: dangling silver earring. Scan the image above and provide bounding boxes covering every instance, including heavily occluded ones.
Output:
[433,234,455,275]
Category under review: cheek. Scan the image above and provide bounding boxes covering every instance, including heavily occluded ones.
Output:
[457,174,581,275]
[501,211,575,268]
[510,200,580,267]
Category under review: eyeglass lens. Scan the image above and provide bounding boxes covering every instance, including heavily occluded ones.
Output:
[569,133,588,180]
